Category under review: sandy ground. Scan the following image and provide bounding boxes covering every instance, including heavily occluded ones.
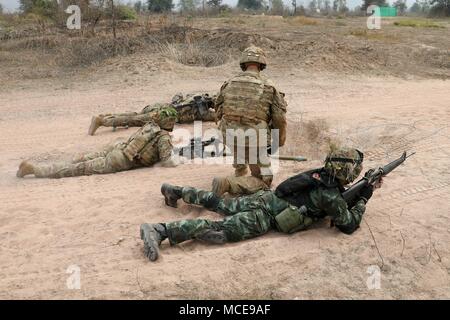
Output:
[0,63,449,299]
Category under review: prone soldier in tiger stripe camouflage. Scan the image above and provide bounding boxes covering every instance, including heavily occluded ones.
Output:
[88,92,216,136]
[16,110,179,179]
[212,46,287,196]
[140,148,380,262]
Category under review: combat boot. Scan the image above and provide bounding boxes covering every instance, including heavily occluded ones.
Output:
[88,116,103,136]
[16,160,35,178]
[161,183,183,208]
[212,177,231,196]
[140,223,167,261]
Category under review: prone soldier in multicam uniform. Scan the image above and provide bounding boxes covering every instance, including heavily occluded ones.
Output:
[140,147,381,262]
[88,92,216,136]
[16,109,179,179]
[212,46,287,197]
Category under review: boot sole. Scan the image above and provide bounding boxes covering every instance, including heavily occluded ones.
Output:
[88,117,100,136]
[161,183,178,208]
[140,224,159,262]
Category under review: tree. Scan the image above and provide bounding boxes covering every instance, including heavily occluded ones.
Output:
[237,0,264,10]
[207,0,222,7]
[332,0,347,12]
[292,0,297,14]
[418,0,430,13]
[393,0,407,15]
[338,0,348,12]
[134,0,143,13]
[308,0,317,12]
[361,0,387,11]
[430,0,450,16]
[270,0,284,14]
[179,0,197,13]
[147,0,173,12]
[324,0,331,13]
[297,4,306,14]
[409,1,421,13]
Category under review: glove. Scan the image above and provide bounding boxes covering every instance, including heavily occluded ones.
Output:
[359,184,374,203]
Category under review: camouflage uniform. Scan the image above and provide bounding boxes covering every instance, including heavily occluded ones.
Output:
[19,120,175,179]
[140,148,370,261]
[89,92,216,135]
[162,169,367,245]
[214,46,287,193]
[171,92,217,123]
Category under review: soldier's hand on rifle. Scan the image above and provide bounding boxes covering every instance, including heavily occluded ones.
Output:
[373,177,383,189]
[359,184,374,204]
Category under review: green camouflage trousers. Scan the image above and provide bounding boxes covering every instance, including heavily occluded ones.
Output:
[33,142,137,178]
[165,188,308,245]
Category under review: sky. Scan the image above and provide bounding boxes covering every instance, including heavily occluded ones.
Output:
[0,0,416,13]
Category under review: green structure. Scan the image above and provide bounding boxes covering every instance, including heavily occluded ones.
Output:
[379,6,397,17]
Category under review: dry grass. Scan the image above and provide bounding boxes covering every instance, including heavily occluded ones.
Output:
[286,16,320,26]
[157,40,232,67]
[348,28,399,42]
[393,19,445,28]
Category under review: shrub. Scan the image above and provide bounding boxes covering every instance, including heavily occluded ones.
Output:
[393,19,445,28]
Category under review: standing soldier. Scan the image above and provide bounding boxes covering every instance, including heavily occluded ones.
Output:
[17,110,179,179]
[88,92,216,136]
[213,46,287,196]
[140,148,379,262]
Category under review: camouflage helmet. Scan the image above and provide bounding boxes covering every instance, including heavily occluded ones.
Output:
[157,106,178,131]
[240,46,267,71]
[324,147,364,185]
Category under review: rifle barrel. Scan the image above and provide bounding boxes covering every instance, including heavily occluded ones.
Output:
[271,155,307,162]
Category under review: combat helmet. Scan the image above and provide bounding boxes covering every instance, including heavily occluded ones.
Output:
[324,147,364,185]
[157,106,178,131]
[240,46,267,71]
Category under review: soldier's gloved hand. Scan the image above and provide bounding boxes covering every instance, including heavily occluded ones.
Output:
[359,184,374,203]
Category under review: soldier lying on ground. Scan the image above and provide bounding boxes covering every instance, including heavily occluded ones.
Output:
[88,92,217,136]
[140,147,382,262]
[16,109,179,179]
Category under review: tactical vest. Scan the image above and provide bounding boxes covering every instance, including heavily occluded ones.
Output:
[222,72,273,126]
[275,168,341,210]
[122,121,163,166]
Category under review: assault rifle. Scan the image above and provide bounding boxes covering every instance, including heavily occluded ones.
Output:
[172,95,213,117]
[176,137,217,159]
[342,151,415,205]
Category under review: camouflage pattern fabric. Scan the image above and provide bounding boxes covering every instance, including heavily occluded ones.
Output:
[172,92,217,123]
[215,70,287,184]
[32,121,173,179]
[165,189,283,244]
[102,103,171,128]
[99,92,216,129]
[215,175,270,196]
[163,182,367,245]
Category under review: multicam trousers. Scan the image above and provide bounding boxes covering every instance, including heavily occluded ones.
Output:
[33,142,137,178]
[100,106,216,129]
[165,188,293,245]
